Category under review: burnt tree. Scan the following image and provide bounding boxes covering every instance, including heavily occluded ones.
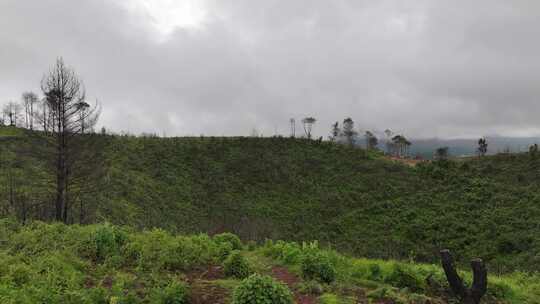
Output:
[39,58,100,223]
[440,249,487,304]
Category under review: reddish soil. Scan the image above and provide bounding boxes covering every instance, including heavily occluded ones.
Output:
[84,277,96,289]
[101,276,114,289]
[189,281,230,304]
[271,266,318,304]
[187,265,225,282]
[187,265,230,304]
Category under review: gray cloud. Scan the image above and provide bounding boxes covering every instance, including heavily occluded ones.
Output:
[1,0,539,138]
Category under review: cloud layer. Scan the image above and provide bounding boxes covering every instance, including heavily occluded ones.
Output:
[1,0,539,138]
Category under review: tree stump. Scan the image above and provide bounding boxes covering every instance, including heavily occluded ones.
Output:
[440,249,487,304]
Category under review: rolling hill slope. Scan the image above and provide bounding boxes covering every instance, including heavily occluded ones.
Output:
[1,126,540,275]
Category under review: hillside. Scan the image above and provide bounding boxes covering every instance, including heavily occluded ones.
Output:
[0,221,538,303]
[2,126,540,275]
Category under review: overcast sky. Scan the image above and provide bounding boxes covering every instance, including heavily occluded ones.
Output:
[1,0,539,138]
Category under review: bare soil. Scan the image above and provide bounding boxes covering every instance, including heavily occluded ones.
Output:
[271,266,318,304]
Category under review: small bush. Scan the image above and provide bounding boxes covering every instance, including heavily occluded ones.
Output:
[367,264,382,281]
[149,281,189,304]
[94,224,126,262]
[297,280,324,295]
[281,243,303,264]
[232,274,293,304]
[213,233,243,250]
[8,263,32,286]
[301,251,336,284]
[247,241,257,251]
[216,242,233,262]
[487,280,514,299]
[125,230,218,271]
[223,251,251,279]
[261,241,304,264]
[384,265,424,293]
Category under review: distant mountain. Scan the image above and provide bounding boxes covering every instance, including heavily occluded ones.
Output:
[380,136,540,159]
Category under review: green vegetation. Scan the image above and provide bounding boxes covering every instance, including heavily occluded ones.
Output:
[260,239,540,303]
[223,251,251,279]
[232,274,293,304]
[214,233,244,251]
[0,221,537,303]
[3,128,540,274]
[300,248,336,283]
[3,126,540,302]
[0,126,24,138]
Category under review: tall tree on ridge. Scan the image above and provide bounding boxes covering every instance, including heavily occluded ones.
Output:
[302,117,316,139]
[2,102,21,127]
[330,121,340,141]
[342,117,357,146]
[22,92,39,130]
[38,58,100,223]
[384,129,394,155]
[478,137,488,157]
[435,146,449,161]
[365,131,378,150]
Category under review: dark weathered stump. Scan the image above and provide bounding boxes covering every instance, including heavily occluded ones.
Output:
[440,250,487,304]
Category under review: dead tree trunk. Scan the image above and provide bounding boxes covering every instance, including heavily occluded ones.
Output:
[440,249,487,304]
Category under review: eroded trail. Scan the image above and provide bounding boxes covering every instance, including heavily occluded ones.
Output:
[187,265,230,304]
[271,266,318,304]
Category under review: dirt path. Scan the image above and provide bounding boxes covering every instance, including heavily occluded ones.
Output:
[189,281,230,304]
[271,266,318,304]
[187,265,230,304]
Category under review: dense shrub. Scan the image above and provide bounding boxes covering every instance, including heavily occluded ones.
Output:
[223,251,251,279]
[0,221,535,303]
[384,265,424,293]
[368,264,382,281]
[7,263,32,286]
[93,224,127,262]
[261,241,303,264]
[124,230,219,271]
[216,242,234,262]
[213,233,243,250]
[232,274,293,304]
[301,251,336,284]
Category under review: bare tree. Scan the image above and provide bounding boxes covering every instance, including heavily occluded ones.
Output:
[38,58,100,223]
[0,104,6,126]
[22,92,39,130]
[330,121,340,141]
[342,117,357,146]
[2,101,22,127]
[301,117,316,139]
[289,118,296,137]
